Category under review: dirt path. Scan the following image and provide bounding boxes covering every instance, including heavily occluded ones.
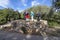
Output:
[0,30,60,40]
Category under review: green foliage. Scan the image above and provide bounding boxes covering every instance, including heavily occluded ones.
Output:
[21,13,24,19]
[0,8,20,25]
[0,18,6,25]
[48,21,60,28]
[56,2,60,8]
[53,0,60,8]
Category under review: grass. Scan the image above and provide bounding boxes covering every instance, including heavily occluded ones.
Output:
[48,21,60,28]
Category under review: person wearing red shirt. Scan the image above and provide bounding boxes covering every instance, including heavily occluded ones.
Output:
[25,13,30,21]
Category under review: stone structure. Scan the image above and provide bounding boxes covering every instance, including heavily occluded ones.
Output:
[0,20,55,36]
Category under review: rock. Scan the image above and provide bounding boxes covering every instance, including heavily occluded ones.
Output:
[40,20,48,25]
[0,20,50,35]
[19,30,24,34]
[0,23,12,30]
[33,19,37,22]
[0,26,3,29]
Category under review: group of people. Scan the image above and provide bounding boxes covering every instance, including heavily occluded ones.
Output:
[21,11,41,22]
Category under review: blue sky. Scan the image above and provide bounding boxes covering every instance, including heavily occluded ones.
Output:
[0,0,52,12]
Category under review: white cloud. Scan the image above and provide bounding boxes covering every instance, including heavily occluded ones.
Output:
[17,8,25,13]
[16,7,25,13]
[0,0,9,8]
[24,4,27,6]
[21,0,27,6]
[18,10,24,12]
[31,1,40,6]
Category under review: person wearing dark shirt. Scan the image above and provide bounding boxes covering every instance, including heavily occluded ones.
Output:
[36,12,41,21]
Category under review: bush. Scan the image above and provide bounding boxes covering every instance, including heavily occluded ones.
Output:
[0,18,7,25]
[48,21,60,28]
[21,13,24,19]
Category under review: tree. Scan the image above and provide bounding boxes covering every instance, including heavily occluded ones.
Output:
[0,8,20,24]
[52,0,60,9]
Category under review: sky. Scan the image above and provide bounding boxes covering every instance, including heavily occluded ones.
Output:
[0,0,52,12]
